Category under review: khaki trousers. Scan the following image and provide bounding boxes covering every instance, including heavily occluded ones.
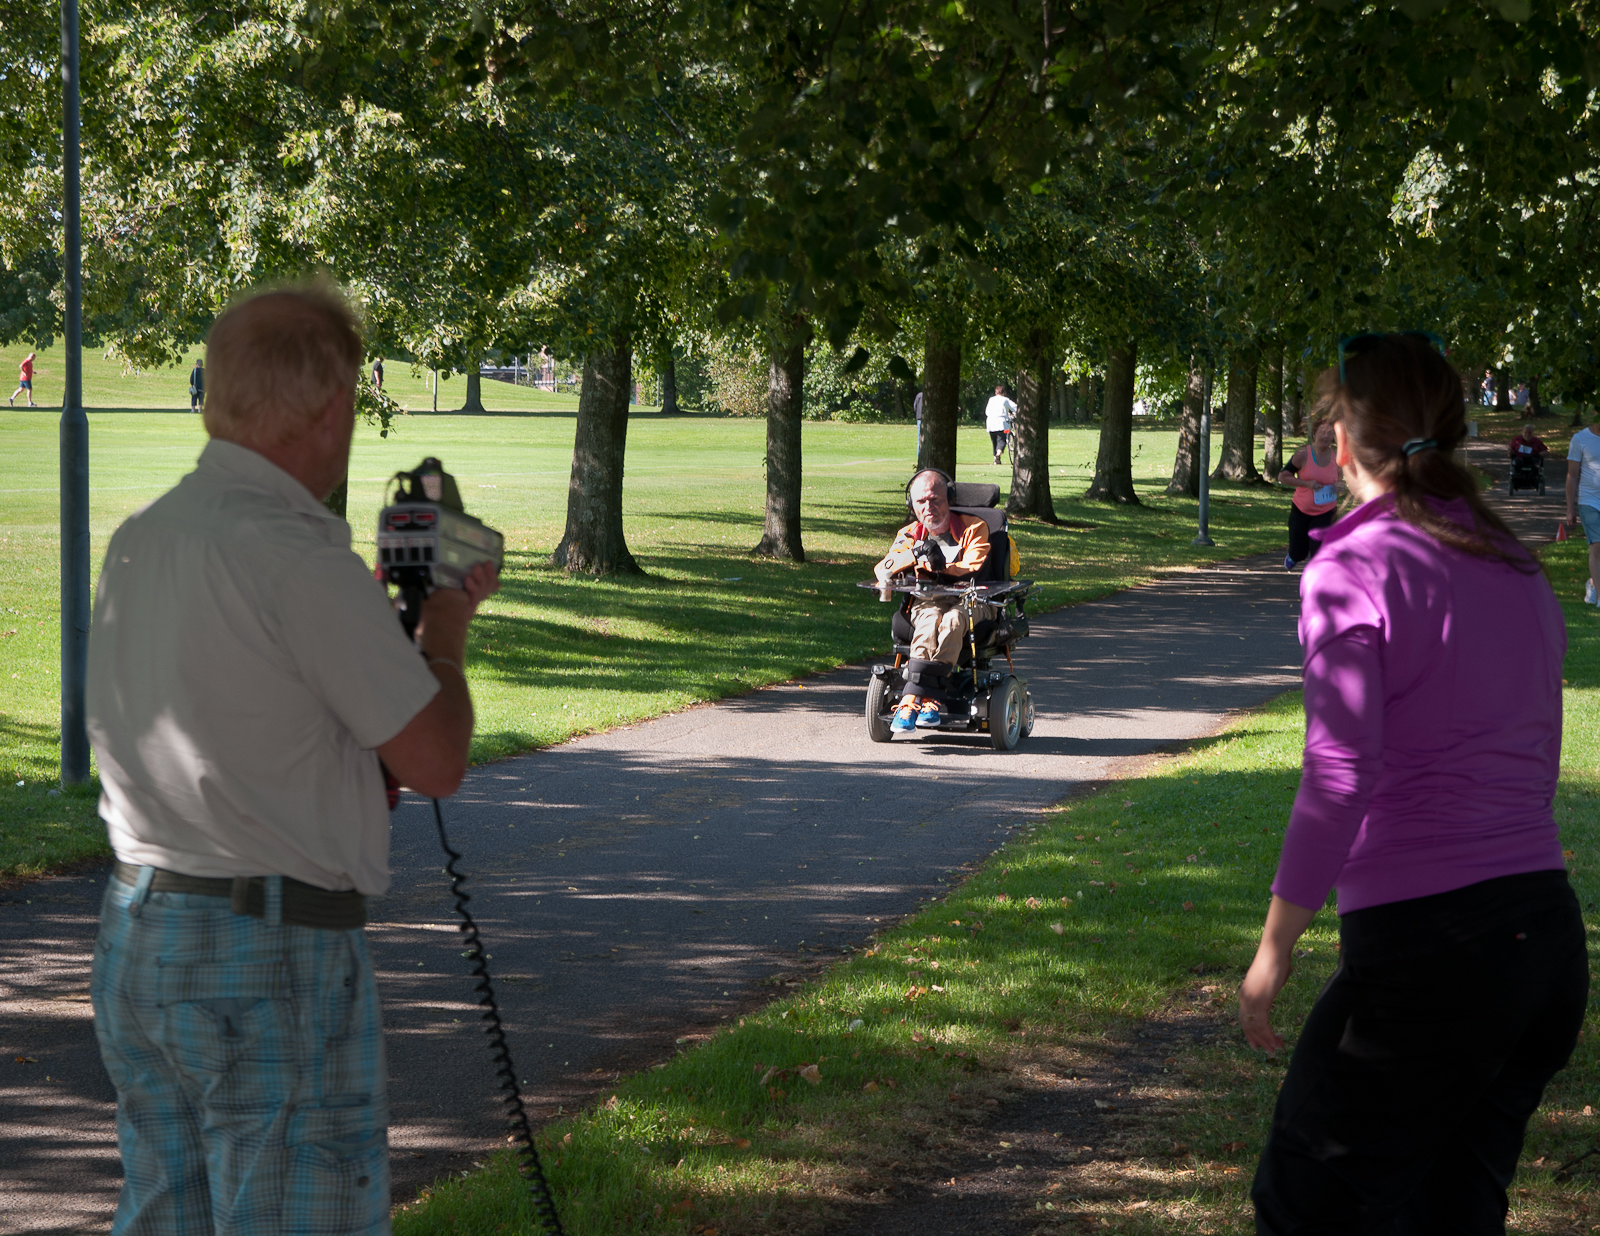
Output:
[909,598,971,664]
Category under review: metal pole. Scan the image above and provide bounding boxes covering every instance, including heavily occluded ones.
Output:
[1192,364,1215,548]
[59,0,91,783]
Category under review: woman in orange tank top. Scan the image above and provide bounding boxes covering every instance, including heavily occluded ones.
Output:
[1277,418,1342,569]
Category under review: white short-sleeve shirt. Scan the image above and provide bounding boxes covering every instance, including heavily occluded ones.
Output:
[984,395,1015,431]
[86,439,440,894]
[1568,428,1600,510]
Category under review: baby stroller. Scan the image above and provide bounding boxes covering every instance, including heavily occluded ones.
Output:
[859,481,1037,750]
[1508,450,1546,496]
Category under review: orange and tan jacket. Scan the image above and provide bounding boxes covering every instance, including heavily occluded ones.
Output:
[880,514,990,579]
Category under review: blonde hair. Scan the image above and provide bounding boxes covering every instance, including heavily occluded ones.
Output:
[203,280,362,446]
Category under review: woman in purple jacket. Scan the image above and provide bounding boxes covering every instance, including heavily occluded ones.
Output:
[1239,334,1585,1234]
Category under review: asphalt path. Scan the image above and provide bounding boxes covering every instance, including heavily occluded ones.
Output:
[3,547,1314,1232]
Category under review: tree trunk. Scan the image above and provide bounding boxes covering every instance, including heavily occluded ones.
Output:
[551,342,641,575]
[1166,356,1204,498]
[1529,373,1545,416]
[1263,345,1284,479]
[920,320,962,476]
[1007,335,1057,521]
[1086,341,1140,504]
[1495,368,1512,412]
[461,360,486,414]
[1288,363,1305,436]
[659,352,679,414]
[1212,355,1262,482]
[753,326,806,561]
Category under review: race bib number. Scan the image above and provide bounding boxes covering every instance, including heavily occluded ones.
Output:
[1519,444,1533,454]
[1313,484,1337,506]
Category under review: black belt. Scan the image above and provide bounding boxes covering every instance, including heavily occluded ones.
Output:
[111,861,366,930]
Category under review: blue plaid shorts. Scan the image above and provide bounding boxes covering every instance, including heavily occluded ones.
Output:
[91,868,390,1235]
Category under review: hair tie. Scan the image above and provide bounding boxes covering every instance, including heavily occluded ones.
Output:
[1401,438,1438,457]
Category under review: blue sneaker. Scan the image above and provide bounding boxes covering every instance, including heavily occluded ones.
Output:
[1284,553,1296,572]
[915,703,944,729]
[891,702,917,733]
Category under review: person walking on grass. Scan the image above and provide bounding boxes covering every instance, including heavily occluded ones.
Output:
[1275,417,1342,571]
[1566,414,1600,607]
[984,383,1015,464]
[9,351,36,406]
[1240,334,1583,1235]
[189,357,205,411]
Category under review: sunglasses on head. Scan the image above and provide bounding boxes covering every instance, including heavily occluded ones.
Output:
[1337,331,1447,385]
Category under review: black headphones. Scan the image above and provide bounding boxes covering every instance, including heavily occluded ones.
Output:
[904,467,954,512]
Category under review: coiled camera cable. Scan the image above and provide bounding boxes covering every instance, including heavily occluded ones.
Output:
[431,796,566,1236]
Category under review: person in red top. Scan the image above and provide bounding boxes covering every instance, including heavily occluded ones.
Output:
[9,352,37,407]
[1509,424,1548,460]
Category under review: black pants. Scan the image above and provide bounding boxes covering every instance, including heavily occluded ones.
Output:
[1288,506,1335,564]
[989,429,1009,456]
[1252,870,1587,1235]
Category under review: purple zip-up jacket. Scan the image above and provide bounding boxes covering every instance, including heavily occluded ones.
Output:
[1272,494,1567,915]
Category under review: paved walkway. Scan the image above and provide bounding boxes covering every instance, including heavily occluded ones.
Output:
[3,452,1566,1232]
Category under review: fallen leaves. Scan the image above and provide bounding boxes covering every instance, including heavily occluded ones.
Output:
[14,1056,38,1064]
[1182,901,1195,912]
[1222,1141,1247,1154]
[863,1081,879,1093]
[798,1064,821,1085]
[1049,922,1065,935]
[1025,896,1043,909]
[1093,1099,1116,1111]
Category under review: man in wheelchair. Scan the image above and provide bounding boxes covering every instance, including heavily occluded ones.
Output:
[875,469,992,731]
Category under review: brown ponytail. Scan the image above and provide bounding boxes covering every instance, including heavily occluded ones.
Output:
[1315,335,1535,572]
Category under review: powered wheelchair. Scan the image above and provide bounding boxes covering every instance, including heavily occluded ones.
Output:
[1508,449,1546,496]
[858,480,1038,750]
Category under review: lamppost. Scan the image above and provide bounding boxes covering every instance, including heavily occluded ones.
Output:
[1192,364,1215,548]
[60,0,90,783]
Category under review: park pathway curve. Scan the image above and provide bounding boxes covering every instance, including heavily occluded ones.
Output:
[1,547,1312,1232]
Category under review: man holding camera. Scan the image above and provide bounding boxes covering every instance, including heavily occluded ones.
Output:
[86,282,498,1234]
[875,469,991,731]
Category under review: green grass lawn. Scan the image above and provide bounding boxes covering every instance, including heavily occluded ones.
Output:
[390,535,1600,1236]
[2,339,585,414]
[1,412,1296,878]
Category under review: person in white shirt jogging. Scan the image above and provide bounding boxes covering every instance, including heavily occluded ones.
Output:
[1566,416,1600,606]
[984,383,1016,464]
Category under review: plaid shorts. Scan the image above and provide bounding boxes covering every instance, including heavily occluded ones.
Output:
[91,867,390,1235]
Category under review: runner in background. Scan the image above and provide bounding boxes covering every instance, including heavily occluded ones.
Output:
[1565,412,1600,606]
[9,351,37,407]
[1276,417,1342,571]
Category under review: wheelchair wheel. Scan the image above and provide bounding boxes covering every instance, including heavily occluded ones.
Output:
[1539,477,1547,496]
[989,677,1025,751]
[1508,473,1516,496]
[866,675,894,743]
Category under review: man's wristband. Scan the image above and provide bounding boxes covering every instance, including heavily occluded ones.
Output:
[427,656,466,679]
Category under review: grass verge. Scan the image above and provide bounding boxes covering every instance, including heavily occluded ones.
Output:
[2,413,1296,878]
[392,534,1600,1236]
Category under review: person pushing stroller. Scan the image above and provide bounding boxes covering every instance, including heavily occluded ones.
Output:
[875,469,991,731]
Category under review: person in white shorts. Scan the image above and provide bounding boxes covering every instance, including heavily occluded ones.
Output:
[1566,418,1600,605]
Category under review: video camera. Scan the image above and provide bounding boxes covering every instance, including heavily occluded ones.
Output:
[377,457,504,636]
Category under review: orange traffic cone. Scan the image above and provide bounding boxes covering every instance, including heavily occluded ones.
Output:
[1557,520,1570,542]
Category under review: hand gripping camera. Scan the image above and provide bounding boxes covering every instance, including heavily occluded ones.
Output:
[377,457,504,637]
